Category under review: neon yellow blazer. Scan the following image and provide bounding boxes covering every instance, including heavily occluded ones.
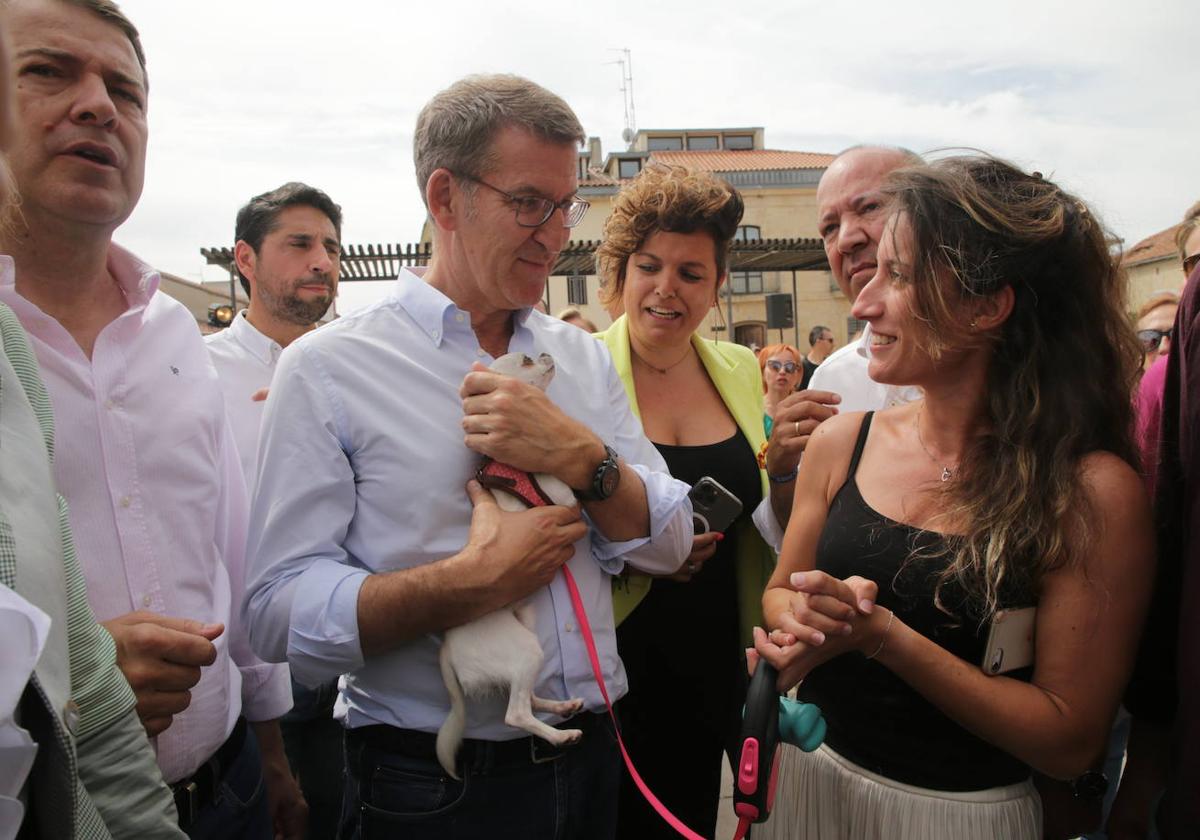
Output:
[597,315,776,646]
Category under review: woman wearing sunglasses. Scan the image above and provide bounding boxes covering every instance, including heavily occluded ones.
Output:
[758,344,804,436]
[1135,291,1179,371]
[594,164,777,838]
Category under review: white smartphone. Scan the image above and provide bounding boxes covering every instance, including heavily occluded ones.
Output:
[981,607,1036,675]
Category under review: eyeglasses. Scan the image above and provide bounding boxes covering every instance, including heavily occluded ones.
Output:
[1185,253,1200,277]
[1137,328,1174,353]
[456,173,590,228]
[766,360,799,374]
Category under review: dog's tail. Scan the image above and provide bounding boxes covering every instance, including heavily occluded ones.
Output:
[436,641,466,780]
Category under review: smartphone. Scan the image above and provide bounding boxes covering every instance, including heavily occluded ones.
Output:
[689,476,743,535]
[981,607,1036,675]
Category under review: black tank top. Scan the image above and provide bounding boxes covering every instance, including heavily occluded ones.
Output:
[797,412,1033,791]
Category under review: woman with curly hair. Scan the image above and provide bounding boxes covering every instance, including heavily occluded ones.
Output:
[753,156,1153,839]
[593,164,777,838]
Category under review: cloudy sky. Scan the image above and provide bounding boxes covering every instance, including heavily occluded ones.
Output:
[116,0,1200,311]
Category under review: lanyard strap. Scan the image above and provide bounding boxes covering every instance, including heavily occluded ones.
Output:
[560,566,753,840]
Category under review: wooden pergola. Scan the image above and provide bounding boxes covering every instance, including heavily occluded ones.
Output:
[200,237,829,288]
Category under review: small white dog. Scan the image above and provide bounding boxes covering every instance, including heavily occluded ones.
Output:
[436,352,586,778]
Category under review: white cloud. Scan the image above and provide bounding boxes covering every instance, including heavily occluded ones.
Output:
[114,0,1200,300]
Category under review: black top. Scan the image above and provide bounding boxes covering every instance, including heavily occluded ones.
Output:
[617,427,762,740]
[797,412,1033,791]
[800,357,819,390]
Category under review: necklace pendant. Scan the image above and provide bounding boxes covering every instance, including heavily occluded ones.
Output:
[940,467,952,482]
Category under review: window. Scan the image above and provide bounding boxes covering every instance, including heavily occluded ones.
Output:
[846,317,867,340]
[735,225,762,242]
[686,135,719,151]
[618,158,642,179]
[647,136,683,151]
[734,323,766,350]
[724,134,754,150]
[730,271,763,295]
[567,275,587,305]
[578,157,589,180]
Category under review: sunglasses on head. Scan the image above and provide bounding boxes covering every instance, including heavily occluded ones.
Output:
[1137,328,1173,353]
[766,360,799,374]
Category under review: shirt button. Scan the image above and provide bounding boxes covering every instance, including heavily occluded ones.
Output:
[431,329,440,339]
[476,348,486,357]
[455,313,465,323]
[62,700,80,735]
[104,399,114,410]
[142,595,152,607]
[119,495,132,508]
[564,623,574,633]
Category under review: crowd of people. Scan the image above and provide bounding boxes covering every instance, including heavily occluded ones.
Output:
[3,2,1200,840]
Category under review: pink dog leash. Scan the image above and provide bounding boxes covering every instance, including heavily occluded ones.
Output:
[560,565,754,840]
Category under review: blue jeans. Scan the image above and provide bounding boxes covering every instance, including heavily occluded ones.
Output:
[339,714,620,840]
[282,678,344,839]
[185,724,272,840]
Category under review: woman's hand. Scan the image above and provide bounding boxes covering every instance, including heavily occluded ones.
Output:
[658,531,722,582]
[772,570,878,646]
[754,602,894,693]
[757,571,888,691]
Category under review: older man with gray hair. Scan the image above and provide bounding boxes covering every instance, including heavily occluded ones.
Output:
[244,74,691,839]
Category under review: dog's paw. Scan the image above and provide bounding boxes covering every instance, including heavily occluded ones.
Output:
[560,728,583,745]
[563,697,584,715]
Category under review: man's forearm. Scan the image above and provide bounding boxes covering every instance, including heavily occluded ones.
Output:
[581,461,649,542]
[357,547,504,656]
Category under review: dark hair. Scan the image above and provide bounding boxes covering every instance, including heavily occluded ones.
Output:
[234,182,342,297]
[413,74,585,207]
[597,164,744,306]
[808,325,831,347]
[884,155,1141,616]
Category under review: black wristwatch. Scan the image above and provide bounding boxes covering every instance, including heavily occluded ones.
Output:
[1070,770,1109,800]
[575,444,620,502]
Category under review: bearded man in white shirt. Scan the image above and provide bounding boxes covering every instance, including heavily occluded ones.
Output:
[206,181,343,840]
[244,73,693,840]
[0,1,304,837]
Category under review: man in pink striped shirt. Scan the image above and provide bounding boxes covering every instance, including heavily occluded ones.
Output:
[0,1,303,837]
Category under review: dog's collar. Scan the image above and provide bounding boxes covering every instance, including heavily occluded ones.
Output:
[477,459,555,508]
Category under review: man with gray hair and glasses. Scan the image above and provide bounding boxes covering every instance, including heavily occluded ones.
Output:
[244,74,691,838]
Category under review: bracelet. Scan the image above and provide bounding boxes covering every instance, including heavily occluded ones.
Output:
[768,467,799,484]
[865,608,895,660]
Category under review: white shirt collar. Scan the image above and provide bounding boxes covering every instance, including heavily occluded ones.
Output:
[228,310,282,366]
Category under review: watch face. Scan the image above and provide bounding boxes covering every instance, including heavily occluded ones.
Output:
[599,462,620,497]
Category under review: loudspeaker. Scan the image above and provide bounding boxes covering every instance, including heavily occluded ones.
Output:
[764,293,794,330]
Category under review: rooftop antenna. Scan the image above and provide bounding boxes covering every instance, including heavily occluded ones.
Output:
[607,48,637,147]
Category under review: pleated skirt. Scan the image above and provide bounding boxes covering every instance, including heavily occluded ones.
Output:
[750,743,1042,840]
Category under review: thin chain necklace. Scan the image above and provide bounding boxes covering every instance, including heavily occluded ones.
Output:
[915,404,957,482]
[632,343,694,375]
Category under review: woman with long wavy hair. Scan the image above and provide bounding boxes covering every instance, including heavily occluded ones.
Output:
[752,156,1153,839]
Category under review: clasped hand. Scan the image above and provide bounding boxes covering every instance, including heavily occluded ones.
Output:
[754,571,884,692]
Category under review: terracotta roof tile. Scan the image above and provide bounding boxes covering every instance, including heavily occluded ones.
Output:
[580,167,618,186]
[1123,223,1182,267]
[647,149,835,172]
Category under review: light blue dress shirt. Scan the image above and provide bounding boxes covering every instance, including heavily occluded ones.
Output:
[244,269,692,740]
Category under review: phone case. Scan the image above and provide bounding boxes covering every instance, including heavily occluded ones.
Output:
[981,607,1036,675]
[689,476,743,535]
